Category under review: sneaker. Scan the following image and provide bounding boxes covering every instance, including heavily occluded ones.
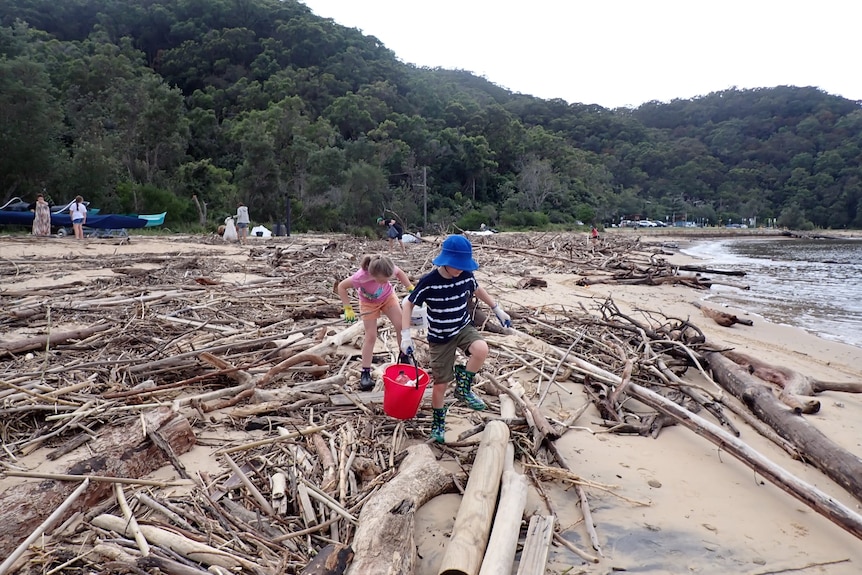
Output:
[359,369,374,391]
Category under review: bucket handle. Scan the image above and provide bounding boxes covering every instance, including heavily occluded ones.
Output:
[405,352,420,389]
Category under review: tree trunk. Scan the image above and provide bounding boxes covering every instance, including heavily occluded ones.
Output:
[346,444,454,575]
[0,408,195,558]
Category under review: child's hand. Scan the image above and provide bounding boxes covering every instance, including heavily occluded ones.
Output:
[492,304,512,328]
[343,305,357,323]
[400,329,414,355]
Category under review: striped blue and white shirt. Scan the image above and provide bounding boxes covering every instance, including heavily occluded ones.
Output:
[408,269,478,344]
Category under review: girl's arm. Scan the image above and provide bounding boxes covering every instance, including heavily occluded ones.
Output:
[336,278,354,306]
[393,267,413,291]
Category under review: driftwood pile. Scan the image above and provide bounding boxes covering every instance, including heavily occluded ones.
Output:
[1,231,861,574]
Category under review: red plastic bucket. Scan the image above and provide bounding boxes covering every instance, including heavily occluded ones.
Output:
[383,363,430,420]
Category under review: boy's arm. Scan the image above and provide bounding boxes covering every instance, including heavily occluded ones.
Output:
[401,297,415,329]
[475,286,511,327]
[400,297,416,354]
[474,286,497,309]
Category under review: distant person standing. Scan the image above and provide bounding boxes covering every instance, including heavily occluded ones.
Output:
[69,195,87,239]
[591,225,599,242]
[31,193,51,236]
[236,202,250,244]
[377,217,405,254]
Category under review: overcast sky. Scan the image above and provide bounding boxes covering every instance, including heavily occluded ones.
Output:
[300,0,861,109]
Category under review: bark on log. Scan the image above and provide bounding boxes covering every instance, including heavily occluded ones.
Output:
[438,421,510,575]
[0,407,195,558]
[346,444,455,575]
[704,351,862,504]
[302,543,354,575]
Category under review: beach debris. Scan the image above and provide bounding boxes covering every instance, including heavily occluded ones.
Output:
[1,230,860,574]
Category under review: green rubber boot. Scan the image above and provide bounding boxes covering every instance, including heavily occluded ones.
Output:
[430,407,447,443]
[454,365,487,411]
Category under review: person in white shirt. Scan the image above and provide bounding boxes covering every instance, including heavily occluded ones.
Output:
[69,195,87,239]
[236,202,250,244]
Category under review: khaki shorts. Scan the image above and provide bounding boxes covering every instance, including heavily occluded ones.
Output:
[428,324,484,385]
[358,293,399,320]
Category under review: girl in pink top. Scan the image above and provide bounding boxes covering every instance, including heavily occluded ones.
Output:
[337,254,414,391]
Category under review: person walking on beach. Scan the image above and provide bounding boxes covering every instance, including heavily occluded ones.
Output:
[69,195,87,239]
[236,202,250,244]
[400,234,512,443]
[377,217,406,254]
[337,254,415,391]
[31,193,51,236]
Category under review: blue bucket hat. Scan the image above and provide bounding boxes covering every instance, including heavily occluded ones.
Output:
[432,235,479,271]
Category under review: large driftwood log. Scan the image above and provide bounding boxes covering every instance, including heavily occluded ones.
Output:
[0,407,195,558]
[346,444,455,575]
[438,420,510,575]
[704,351,862,504]
[477,469,528,575]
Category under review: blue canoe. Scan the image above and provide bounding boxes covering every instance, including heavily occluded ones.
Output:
[0,210,150,229]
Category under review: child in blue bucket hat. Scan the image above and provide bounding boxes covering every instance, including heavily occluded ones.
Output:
[401,234,512,443]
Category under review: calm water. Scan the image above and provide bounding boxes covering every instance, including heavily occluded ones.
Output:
[682,238,862,349]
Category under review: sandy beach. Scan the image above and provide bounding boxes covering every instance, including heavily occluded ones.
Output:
[1,232,861,575]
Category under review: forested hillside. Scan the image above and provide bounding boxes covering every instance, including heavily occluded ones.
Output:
[1,0,860,231]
